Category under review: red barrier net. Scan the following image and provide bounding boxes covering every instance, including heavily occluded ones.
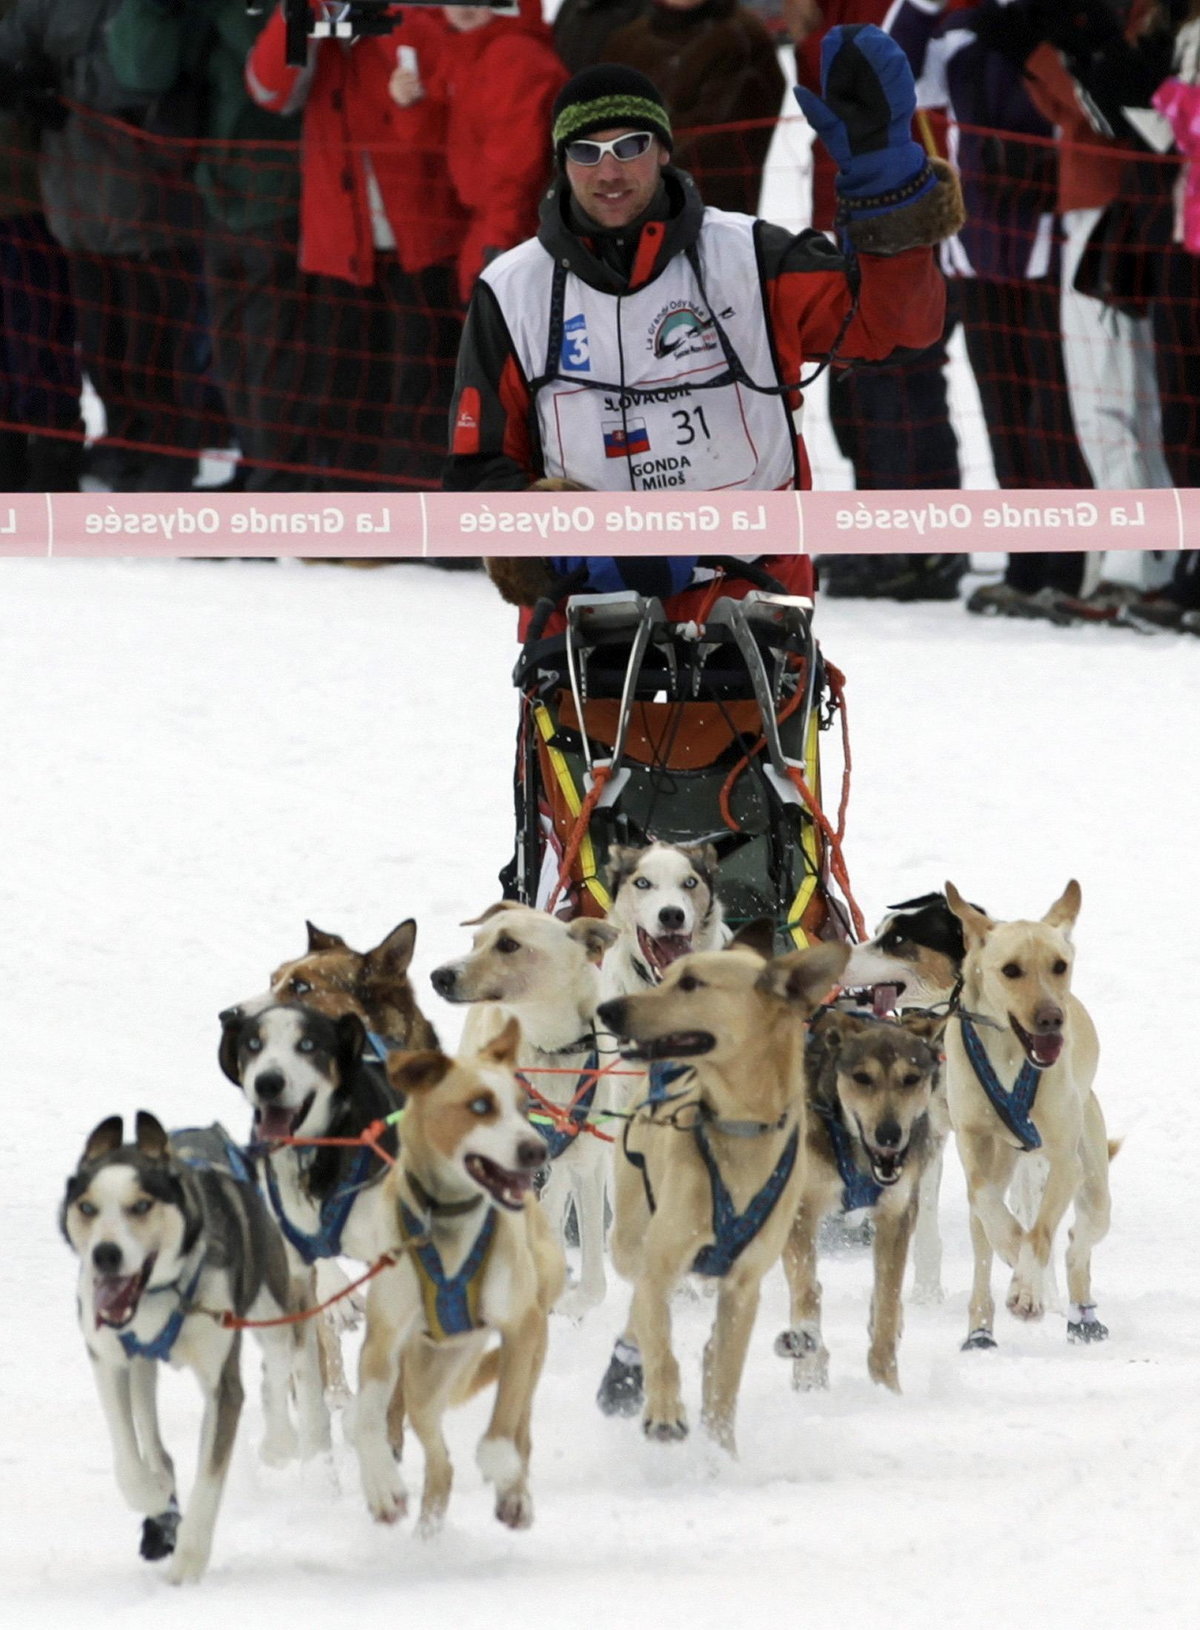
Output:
[1,109,1198,494]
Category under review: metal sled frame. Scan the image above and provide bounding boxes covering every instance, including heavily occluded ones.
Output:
[510,588,846,946]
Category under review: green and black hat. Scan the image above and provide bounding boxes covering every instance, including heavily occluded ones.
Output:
[551,65,673,167]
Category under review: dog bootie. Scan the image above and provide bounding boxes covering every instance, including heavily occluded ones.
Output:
[596,1339,644,1416]
[140,1499,181,1561]
[961,1327,998,1351]
[1067,1304,1109,1344]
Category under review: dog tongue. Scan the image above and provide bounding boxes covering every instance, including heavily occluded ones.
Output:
[256,1104,296,1141]
[640,930,692,973]
[1031,1033,1064,1067]
[872,985,901,1018]
[94,1274,143,1327]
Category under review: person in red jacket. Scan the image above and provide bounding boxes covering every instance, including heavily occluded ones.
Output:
[388,3,568,306]
[246,5,467,487]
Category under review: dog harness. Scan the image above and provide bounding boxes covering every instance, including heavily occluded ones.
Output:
[524,1048,600,1161]
[810,1097,883,1213]
[397,1200,498,1341]
[958,1014,1043,1151]
[262,1144,376,1264]
[691,1121,801,1277]
[118,1256,206,1363]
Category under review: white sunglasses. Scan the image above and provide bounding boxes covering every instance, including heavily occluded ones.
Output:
[564,131,655,166]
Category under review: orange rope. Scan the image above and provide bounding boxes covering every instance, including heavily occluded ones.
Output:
[546,762,611,915]
[211,1249,404,1331]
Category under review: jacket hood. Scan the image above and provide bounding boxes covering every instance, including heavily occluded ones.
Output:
[536,164,706,294]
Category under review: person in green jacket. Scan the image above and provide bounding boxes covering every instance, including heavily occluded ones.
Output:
[107,0,322,489]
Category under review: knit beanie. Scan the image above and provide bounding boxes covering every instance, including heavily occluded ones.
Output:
[551,65,674,167]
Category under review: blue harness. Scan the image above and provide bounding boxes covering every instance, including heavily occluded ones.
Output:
[690,1121,801,1278]
[959,1014,1043,1151]
[524,1051,600,1161]
[647,1060,690,1103]
[810,1097,882,1212]
[262,1144,376,1264]
[397,1201,498,1340]
[118,1256,206,1363]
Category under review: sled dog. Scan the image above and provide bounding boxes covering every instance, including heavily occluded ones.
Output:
[776,1008,946,1392]
[263,918,439,1053]
[61,1112,326,1583]
[353,1019,565,1534]
[597,930,849,1453]
[839,891,977,1302]
[943,881,1115,1348]
[599,841,727,1020]
[430,903,618,1318]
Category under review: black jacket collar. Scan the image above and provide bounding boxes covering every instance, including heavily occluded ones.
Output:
[537,165,706,296]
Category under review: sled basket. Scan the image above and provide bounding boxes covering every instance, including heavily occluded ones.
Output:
[503,587,854,949]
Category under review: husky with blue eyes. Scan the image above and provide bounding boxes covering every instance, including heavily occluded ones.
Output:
[60,1111,326,1583]
[600,842,727,1007]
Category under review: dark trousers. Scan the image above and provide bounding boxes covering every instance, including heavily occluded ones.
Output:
[0,212,82,432]
[830,291,960,489]
[68,248,227,479]
[205,226,324,491]
[312,256,460,489]
[958,276,1092,490]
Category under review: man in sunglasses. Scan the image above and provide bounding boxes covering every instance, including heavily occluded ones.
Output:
[444,45,965,494]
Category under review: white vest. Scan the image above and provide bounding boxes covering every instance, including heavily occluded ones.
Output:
[483,210,798,492]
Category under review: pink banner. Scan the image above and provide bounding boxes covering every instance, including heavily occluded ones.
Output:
[0,488,1192,557]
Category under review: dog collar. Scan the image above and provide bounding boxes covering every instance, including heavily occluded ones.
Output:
[700,1103,793,1139]
[404,1173,485,1219]
[535,1026,598,1058]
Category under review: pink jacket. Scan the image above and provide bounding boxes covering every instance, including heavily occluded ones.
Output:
[1153,78,1200,254]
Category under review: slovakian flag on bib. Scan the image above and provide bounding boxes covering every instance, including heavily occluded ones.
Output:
[603,418,650,458]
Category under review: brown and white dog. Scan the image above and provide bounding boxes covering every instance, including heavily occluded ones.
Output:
[597,931,849,1452]
[777,1008,946,1393]
[266,918,439,1053]
[352,1020,565,1536]
[430,903,618,1318]
[942,881,1115,1348]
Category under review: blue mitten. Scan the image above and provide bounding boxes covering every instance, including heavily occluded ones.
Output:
[548,557,699,598]
[793,24,933,215]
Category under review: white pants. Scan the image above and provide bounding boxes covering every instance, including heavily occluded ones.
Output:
[1061,207,1174,591]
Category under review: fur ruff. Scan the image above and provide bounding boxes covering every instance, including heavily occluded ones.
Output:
[844,158,966,256]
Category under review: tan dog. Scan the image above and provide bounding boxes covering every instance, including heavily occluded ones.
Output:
[777,1008,946,1393]
[430,903,618,1318]
[943,881,1114,1348]
[596,932,849,1453]
[351,1019,565,1536]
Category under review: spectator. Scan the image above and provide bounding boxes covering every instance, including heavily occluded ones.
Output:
[107,0,314,490]
[389,4,568,308]
[0,0,84,491]
[792,0,964,602]
[0,0,228,491]
[553,0,651,72]
[886,0,1095,621]
[444,45,964,493]
[248,4,467,488]
[601,0,787,214]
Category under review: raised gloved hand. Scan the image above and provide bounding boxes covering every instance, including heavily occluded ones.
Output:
[793,24,932,212]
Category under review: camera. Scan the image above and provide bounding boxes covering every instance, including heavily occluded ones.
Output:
[272,0,519,67]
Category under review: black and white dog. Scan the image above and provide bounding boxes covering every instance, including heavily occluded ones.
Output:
[217,1003,404,1270]
[61,1112,326,1583]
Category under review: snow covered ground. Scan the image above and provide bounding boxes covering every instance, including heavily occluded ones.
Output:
[2,556,1196,1628]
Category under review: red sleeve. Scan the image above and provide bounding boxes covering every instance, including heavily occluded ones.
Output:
[458,40,567,297]
[245,3,307,113]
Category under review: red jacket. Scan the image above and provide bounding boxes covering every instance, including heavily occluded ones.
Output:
[427,0,569,303]
[246,5,467,286]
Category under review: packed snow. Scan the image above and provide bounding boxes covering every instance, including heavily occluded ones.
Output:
[2,556,1196,1628]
